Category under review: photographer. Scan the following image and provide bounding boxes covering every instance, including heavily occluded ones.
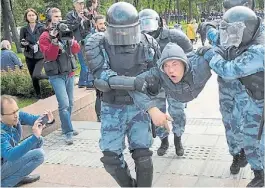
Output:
[1,95,54,187]
[66,0,95,88]
[39,7,80,145]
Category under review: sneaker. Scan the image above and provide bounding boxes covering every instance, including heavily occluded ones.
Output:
[78,85,87,88]
[86,83,95,90]
[15,174,40,187]
[73,130,79,136]
[65,133,73,145]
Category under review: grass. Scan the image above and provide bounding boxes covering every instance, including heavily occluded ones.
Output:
[17,97,38,108]
[9,43,81,108]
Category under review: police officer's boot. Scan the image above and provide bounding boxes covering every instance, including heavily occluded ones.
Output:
[101,152,135,187]
[247,169,264,187]
[107,162,136,187]
[157,136,169,156]
[239,148,248,167]
[230,154,240,174]
[174,134,184,156]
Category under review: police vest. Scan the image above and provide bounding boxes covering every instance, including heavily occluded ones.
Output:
[101,34,155,105]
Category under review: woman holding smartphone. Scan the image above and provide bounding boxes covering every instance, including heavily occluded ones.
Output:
[20,8,48,99]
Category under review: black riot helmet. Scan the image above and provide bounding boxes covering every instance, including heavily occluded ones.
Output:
[223,0,255,10]
[219,6,259,48]
[139,9,162,39]
[105,2,140,45]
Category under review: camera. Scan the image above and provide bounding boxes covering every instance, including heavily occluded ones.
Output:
[52,20,73,40]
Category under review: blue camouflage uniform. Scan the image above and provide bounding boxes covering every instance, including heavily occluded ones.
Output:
[85,31,159,187]
[207,27,245,156]
[209,44,264,170]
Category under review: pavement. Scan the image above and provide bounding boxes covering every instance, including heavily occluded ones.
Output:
[24,41,255,187]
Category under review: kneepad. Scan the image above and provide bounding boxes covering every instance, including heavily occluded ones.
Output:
[131,149,153,168]
[131,149,153,187]
[100,151,122,166]
[131,148,153,159]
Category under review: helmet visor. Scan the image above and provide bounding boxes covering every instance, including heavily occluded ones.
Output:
[139,17,159,33]
[105,24,141,45]
[219,21,246,48]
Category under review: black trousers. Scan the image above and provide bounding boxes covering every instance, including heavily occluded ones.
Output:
[25,57,48,96]
[95,89,102,120]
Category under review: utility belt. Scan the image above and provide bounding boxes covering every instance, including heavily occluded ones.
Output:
[102,92,134,105]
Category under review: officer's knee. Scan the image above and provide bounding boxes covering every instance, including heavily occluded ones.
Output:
[131,148,153,167]
[100,151,123,174]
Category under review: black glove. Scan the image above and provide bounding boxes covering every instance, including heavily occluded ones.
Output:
[134,77,148,93]
[145,74,161,96]
[134,75,161,96]
[227,46,239,60]
[196,46,212,56]
[215,46,238,61]
[214,46,228,60]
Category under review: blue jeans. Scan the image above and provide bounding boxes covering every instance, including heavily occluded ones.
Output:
[77,51,93,86]
[49,74,74,134]
[1,139,44,187]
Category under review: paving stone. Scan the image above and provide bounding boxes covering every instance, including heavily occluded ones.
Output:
[153,175,198,187]
[184,134,219,146]
[201,161,241,179]
[195,177,239,187]
[204,125,226,135]
[164,159,205,176]
[33,164,118,187]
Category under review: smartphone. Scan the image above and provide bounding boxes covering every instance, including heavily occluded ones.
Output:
[40,115,49,126]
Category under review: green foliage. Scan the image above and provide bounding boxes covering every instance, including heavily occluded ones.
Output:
[17,97,38,108]
[11,0,225,27]
[1,66,54,98]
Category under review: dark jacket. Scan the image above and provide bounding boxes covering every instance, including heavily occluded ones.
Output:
[20,23,45,59]
[66,10,92,42]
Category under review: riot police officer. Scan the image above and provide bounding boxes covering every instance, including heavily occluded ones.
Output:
[204,0,260,176]
[209,6,264,187]
[85,2,160,187]
[138,9,193,157]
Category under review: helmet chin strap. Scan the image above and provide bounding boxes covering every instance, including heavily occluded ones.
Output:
[148,27,162,39]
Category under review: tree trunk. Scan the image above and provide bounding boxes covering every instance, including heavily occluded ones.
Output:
[2,0,22,53]
[1,0,12,42]
[188,0,192,22]
[152,0,155,10]
[176,0,180,23]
